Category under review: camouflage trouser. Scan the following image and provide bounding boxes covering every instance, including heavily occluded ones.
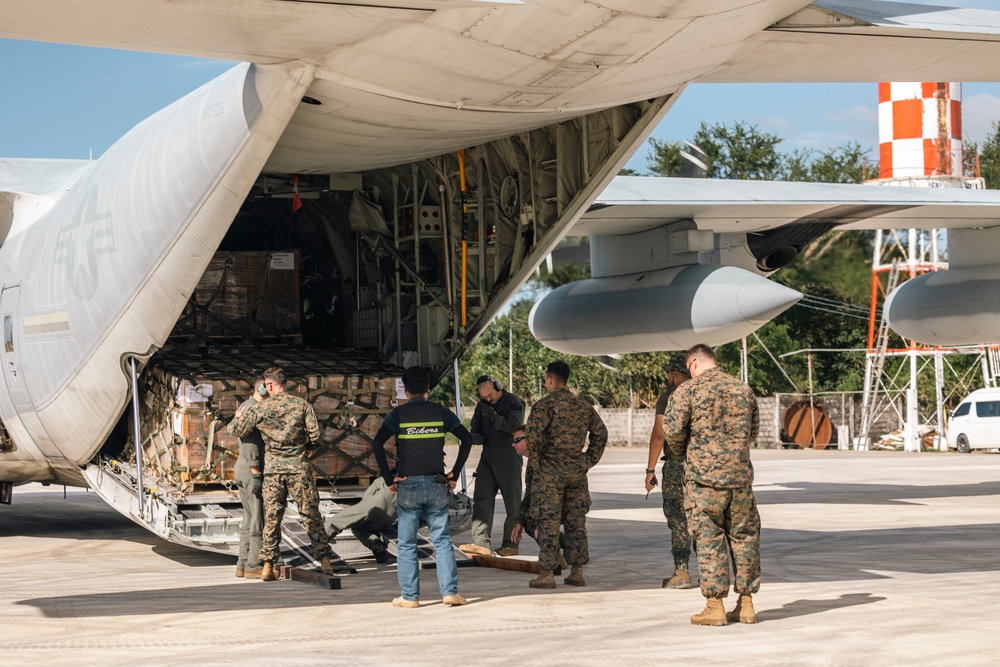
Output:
[520,498,566,552]
[530,470,589,571]
[661,458,691,571]
[259,470,333,564]
[684,478,760,599]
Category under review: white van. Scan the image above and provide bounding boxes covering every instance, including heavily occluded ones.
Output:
[947,387,1000,452]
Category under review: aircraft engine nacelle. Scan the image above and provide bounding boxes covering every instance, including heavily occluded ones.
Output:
[528,264,802,356]
[885,264,1000,345]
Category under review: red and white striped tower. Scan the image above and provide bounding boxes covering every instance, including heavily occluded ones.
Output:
[864,82,979,454]
[877,82,963,184]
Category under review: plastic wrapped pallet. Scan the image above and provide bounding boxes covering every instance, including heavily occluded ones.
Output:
[130,349,404,497]
[172,249,301,342]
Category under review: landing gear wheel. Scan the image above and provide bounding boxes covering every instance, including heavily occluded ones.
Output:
[957,435,971,454]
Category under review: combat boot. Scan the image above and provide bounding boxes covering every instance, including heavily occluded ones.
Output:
[261,561,276,581]
[662,568,692,589]
[529,569,556,589]
[320,556,334,575]
[690,598,727,626]
[564,564,586,587]
[235,566,245,578]
[368,539,392,564]
[244,567,263,579]
[727,594,757,624]
[496,547,519,557]
[558,551,568,570]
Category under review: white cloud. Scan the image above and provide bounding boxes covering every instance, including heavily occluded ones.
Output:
[757,114,796,136]
[962,93,1000,143]
[823,104,878,128]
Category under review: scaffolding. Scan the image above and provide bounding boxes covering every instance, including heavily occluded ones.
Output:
[859,223,998,451]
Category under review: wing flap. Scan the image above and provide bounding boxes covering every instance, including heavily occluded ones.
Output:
[577,177,1000,236]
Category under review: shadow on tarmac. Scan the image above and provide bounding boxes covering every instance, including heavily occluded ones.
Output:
[589,480,1000,510]
[16,582,339,618]
[759,523,1000,582]
[761,593,886,622]
[753,480,1000,506]
[0,489,152,546]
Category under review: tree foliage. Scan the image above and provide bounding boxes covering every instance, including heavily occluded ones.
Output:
[968,120,1000,189]
[692,122,785,180]
[645,122,875,184]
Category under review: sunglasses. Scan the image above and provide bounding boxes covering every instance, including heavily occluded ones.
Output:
[512,436,526,443]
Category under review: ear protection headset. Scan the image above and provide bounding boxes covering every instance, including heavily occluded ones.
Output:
[476,375,502,392]
[257,384,269,397]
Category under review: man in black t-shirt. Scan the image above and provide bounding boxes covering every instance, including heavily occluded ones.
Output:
[372,366,474,608]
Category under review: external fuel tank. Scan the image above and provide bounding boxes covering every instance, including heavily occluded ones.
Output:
[529,264,802,356]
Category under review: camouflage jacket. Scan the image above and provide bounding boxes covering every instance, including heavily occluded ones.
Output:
[229,392,321,474]
[527,387,608,475]
[663,367,758,488]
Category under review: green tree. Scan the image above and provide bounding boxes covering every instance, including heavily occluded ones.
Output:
[645,137,685,177]
[692,121,785,180]
[969,120,1000,188]
[805,141,871,184]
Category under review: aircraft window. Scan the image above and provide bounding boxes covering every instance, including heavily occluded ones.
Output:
[3,315,11,353]
[975,401,1000,418]
[953,403,970,418]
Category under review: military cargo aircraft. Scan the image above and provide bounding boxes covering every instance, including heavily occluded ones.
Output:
[3,1,1000,550]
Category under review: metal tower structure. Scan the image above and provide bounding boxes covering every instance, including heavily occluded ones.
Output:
[860,82,992,452]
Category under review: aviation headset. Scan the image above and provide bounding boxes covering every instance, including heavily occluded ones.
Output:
[257,384,269,398]
[476,375,503,392]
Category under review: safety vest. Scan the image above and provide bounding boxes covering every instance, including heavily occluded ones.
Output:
[395,400,447,477]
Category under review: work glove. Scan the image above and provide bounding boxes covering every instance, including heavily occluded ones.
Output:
[480,403,499,422]
[251,475,263,497]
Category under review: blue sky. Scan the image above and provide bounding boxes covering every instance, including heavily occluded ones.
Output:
[2,0,999,170]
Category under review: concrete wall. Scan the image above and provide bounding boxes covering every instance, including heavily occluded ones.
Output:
[594,397,782,449]
[505,394,896,450]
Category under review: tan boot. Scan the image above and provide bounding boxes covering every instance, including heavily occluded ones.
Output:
[727,594,757,624]
[563,564,586,587]
[558,551,568,570]
[261,562,276,582]
[442,594,468,606]
[235,566,245,578]
[244,568,263,580]
[691,598,728,626]
[392,597,420,608]
[496,547,519,557]
[529,569,556,589]
[662,569,692,589]
[320,556,334,575]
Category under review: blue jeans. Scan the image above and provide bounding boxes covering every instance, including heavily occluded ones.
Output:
[395,476,459,601]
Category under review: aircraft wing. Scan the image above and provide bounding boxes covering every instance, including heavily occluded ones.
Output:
[576,177,1000,236]
[6,1,1000,176]
[701,1,1000,83]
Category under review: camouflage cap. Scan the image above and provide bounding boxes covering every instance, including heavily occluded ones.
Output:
[665,353,688,374]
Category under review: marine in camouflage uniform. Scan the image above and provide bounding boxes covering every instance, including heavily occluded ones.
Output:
[645,354,692,588]
[526,361,607,587]
[511,431,566,561]
[229,372,332,569]
[663,345,760,625]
